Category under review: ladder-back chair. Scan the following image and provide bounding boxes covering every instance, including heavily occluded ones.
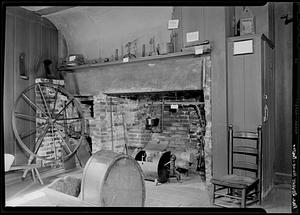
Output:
[211,124,262,208]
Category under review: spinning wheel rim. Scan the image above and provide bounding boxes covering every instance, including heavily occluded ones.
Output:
[12,82,85,162]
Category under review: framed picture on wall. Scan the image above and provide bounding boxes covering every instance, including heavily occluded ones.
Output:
[19,53,29,80]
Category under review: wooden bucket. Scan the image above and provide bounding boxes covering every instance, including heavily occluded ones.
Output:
[80,150,145,207]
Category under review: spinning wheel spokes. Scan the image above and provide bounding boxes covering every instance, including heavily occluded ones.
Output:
[15,112,46,122]
[36,83,51,117]
[19,122,47,140]
[21,92,48,117]
[12,82,85,162]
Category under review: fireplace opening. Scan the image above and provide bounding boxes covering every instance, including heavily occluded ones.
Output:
[87,89,207,182]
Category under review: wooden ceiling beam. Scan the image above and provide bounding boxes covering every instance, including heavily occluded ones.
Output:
[35,6,76,16]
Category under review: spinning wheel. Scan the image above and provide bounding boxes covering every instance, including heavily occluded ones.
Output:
[12,82,85,163]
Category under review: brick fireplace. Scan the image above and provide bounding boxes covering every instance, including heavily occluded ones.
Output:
[75,55,213,184]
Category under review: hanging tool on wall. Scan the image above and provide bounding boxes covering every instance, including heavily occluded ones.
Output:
[121,112,129,155]
[110,97,114,152]
[43,59,55,79]
[19,53,28,80]
[161,97,164,132]
[280,14,293,25]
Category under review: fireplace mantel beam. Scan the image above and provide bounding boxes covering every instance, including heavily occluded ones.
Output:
[144,101,204,106]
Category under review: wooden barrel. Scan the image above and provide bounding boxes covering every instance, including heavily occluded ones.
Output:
[80,150,145,207]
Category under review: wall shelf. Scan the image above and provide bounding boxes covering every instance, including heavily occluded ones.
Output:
[59,50,208,72]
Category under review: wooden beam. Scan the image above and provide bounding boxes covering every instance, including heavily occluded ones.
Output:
[35,6,76,16]
[144,101,204,106]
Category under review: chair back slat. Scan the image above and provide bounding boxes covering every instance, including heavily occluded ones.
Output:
[228,125,262,179]
[233,132,258,139]
[233,146,258,155]
[232,161,258,172]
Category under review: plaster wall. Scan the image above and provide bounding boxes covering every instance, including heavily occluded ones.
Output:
[46,7,173,60]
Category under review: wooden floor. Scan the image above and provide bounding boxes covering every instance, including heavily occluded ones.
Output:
[4,167,291,212]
